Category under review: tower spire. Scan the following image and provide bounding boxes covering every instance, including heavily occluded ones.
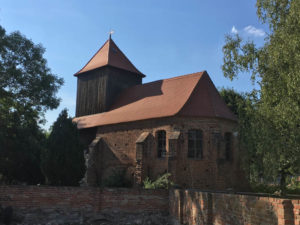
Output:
[74,33,145,77]
[109,29,114,40]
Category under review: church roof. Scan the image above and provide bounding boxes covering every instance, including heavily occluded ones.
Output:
[74,38,145,77]
[73,71,237,129]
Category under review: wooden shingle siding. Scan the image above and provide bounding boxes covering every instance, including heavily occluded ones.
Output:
[76,66,142,117]
[106,66,142,111]
[76,68,108,117]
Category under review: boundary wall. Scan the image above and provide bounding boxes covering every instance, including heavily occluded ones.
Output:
[169,189,300,225]
[0,186,299,224]
[0,186,168,213]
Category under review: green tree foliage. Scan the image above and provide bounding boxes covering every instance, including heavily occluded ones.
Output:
[41,109,85,186]
[219,88,250,151]
[219,89,262,183]
[219,88,247,117]
[143,173,174,189]
[0,25,63,184]
[222,0,300,191]
[0,120,46,184]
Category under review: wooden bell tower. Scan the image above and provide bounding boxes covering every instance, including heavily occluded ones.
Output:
[74,36,145,117]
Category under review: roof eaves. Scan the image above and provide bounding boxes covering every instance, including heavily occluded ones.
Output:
[74,114,173,130]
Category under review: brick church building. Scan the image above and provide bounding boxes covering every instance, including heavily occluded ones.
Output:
[73,36,246,190]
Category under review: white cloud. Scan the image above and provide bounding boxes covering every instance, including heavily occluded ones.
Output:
[231,26,238,34]
[243,25,265,37]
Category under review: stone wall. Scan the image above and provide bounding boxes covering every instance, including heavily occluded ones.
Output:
[169,189,300,225]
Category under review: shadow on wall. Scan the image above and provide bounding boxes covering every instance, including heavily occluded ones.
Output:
[282,200,295,225]
[211,192,278,225]
[170,189,298,225]
[85,137,134,187]
[74,80,163,128]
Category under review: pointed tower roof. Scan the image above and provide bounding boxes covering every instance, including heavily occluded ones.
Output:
[74,38,145,77]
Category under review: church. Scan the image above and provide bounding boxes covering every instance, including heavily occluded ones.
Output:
[73,36,246,190]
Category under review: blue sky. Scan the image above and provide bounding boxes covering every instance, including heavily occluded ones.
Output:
[0,0,267,130]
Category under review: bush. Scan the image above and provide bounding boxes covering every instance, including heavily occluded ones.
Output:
[251,181,300,196]
[143,173,174,189]
[102,168,132,188]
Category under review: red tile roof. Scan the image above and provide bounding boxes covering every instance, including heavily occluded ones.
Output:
[73,71,237,129]
[74,38,145,77]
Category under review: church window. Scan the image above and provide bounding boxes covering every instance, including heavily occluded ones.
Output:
[157,130,166,158]
[188,129,203,159]
[225,132,232,160]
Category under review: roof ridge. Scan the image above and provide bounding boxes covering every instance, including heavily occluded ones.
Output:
[106,38,112,65]
[109,39,144,76]
[134,71,205,88]
[162,71,205,82]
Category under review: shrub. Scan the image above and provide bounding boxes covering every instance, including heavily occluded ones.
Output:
[41,109,85,186]
[143,173,174,189]
[251,181,300,196]
[102,168,132,188]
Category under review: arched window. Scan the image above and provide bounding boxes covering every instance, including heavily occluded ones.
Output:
[225,132,232,160]
[156,130,166,158]
[188,129,203,159]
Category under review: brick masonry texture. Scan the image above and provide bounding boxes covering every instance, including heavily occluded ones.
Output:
[85,116,248,190]
[1,186,299,225]
[0,186,168,213]
[169,189,300,225]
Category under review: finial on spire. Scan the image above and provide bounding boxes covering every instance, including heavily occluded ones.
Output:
[109,29,115,39]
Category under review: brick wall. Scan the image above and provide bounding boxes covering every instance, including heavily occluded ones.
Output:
[90,116,247,191]
[0,186,299,224]
[0,186,169,213]
[169,189,300,225]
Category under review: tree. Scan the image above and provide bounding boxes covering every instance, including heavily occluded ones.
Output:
[219,89,262,184]
[41,109,85,186]
[0,25,63,184]
[222,0,300,191]
[219,88,247,117]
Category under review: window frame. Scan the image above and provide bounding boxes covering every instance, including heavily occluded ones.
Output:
[187,129,203,159]
[156,130,166,158]
[224,132,232,160]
